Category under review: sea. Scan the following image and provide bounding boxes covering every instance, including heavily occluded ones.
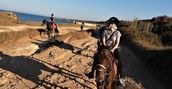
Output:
[0,10,70,24]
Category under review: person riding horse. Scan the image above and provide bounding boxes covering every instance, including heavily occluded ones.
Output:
[87,17,124,85]
[49,13,59,33]
[41,14,59,38]
[50,14,55,22]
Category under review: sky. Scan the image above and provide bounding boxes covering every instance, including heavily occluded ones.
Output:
[0,0,172,21]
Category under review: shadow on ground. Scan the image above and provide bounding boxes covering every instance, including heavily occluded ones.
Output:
[0,52,95,89]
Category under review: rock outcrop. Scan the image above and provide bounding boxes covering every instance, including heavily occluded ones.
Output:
[0,12,20,25]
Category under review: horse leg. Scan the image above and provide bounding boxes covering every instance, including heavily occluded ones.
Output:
[40,31,42,37]
[47,30,51,38]
[52,23,56,37]
[55,24,59,34]
[52,28,55,37]
[55,27,59,34]
[50,31,53,38]
[43,29,46,37]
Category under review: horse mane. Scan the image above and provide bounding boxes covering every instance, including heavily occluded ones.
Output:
[97,49,114,65]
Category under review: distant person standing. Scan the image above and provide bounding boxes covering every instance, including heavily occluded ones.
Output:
[80,22,84,31]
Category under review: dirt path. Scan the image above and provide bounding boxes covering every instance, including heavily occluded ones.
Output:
[0,26,165,89]
[0,32,97,89]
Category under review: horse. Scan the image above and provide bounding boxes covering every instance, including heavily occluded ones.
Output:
[95,47,118,89]
[41,19,59,38]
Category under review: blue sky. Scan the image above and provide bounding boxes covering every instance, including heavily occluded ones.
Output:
[0,0,171,21]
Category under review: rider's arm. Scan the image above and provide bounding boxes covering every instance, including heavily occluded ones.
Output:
[102,30,106,46]
[111,32,121,52]
[102,36,106,46]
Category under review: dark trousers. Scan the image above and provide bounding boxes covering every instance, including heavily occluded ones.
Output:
[114,49,123,78]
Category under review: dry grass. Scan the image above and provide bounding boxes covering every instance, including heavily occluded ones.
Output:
[121,17,172,88]
[121,29,163,49]
[130,16,172,46]
[130,18,153,32]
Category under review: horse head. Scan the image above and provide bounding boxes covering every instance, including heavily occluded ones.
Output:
[95,47,115,89]
[41,19,47,26]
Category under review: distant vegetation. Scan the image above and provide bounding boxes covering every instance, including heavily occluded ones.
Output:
[120,16,172,89]
[126,15,172,47]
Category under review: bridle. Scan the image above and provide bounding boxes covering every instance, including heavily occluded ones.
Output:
[96,50,114,88]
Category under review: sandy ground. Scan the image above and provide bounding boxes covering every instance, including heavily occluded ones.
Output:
[0,24,90,33]
[0,25,165,89]
[0,25,45,32]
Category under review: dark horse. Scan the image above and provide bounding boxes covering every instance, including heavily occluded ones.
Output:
[41,19,59,38]
[95,47,117,89]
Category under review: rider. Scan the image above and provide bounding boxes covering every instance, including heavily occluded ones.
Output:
[50,13,55,22]
[87,17,123,83]
[49,13,59,33]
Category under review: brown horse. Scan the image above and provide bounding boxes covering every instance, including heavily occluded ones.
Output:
[95,48,117,89]
[41,19,59,38]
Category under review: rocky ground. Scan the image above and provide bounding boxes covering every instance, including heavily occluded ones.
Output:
[0,25,165,89]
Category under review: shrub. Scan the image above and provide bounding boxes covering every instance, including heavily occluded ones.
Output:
[121,29,162,49]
